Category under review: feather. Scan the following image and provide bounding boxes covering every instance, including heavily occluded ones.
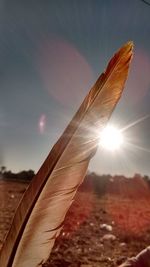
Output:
[119,246,150,267]
[0,42,133,267]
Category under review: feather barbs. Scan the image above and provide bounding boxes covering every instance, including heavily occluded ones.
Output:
[0,42,133,267]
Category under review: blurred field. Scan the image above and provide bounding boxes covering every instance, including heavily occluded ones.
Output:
[0,179,28,250]
[0,177,150,267]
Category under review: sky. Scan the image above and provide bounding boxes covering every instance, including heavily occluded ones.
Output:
[0,0,150,176]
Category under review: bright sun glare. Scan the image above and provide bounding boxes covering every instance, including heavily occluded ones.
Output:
[100,125,124,151]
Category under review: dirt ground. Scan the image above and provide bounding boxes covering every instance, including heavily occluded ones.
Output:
[0,179,150,267]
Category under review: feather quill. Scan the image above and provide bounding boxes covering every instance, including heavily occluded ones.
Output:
[0,42,133,267]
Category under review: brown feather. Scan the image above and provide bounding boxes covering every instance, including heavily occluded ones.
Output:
[0,42,133,267]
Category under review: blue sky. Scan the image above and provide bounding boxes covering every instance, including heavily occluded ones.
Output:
[1,0,150,175]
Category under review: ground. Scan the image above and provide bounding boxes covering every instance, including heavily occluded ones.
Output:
[0,178,150,267]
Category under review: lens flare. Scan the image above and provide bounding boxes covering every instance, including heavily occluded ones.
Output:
[100,126,124,151]
[38,114,46,134]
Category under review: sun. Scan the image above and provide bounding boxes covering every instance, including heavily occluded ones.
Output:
[99,125,124,151]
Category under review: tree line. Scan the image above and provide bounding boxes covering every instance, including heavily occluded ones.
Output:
[0,166,35,182]
[0,166,150,196]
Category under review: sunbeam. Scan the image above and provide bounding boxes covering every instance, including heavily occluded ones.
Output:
[121,114,150,132]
